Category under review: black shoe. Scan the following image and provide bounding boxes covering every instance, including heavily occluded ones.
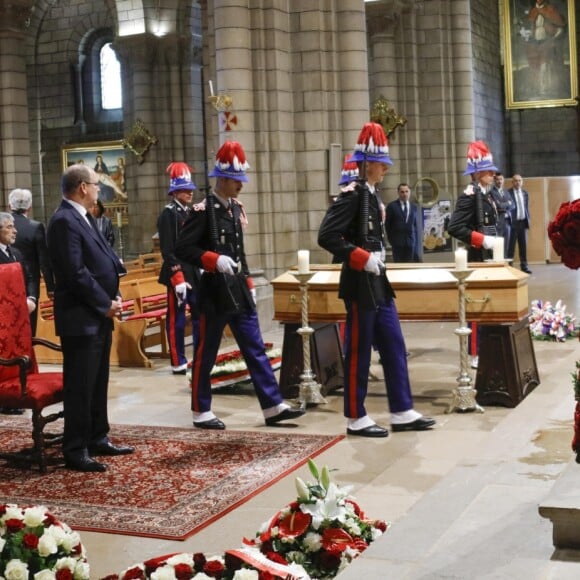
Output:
[172,368,187,375]
[88,441,135,456]
[347,424,389,438]
[265,408,305,426]
[65,455,107,472]
[521,267,532,274]
[193,417,226,430]
[391,417,436,432]
[0,407,25,415]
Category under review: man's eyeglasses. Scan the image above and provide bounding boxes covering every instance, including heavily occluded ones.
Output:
[83,181,100,186]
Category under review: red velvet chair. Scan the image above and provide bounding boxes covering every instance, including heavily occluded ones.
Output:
[0,262,64,472]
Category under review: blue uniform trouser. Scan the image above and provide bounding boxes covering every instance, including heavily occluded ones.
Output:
[166,287,200,368]
[191,309,283,413]
[343,298,413,419]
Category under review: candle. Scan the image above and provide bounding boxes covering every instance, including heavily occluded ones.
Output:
[454,247,467,271]
[116,212,122,228]
[493,237,504,262]
[297,250,310,274]
[209,80,214,97]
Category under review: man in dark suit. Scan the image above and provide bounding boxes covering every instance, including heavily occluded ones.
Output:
[489,172,513,259]
[9,188,55,334]
[507,174,532,274]
[0,212,37,415]
[47,164,134,472]
[385,183,420,262]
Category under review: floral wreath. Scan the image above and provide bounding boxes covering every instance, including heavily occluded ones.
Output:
[547,198,580,270]
[0,504,90,580]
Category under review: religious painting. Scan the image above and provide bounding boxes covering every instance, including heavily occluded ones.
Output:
[61,141,128,222]
[422,200,452,254]
[503,0,577,109]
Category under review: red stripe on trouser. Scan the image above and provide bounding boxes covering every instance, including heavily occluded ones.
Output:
[191,314,206,412]
[167,290,179,366]
[348,304,359,416]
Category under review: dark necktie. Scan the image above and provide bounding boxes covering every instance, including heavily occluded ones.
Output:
[402,203,408,221]
[5,246,14,261]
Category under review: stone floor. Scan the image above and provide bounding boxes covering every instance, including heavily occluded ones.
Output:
[40,263,580,578]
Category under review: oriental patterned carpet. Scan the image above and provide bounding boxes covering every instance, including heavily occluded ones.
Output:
[0,419,343,540]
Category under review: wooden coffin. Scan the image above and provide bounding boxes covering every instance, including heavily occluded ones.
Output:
[271,262,530,323]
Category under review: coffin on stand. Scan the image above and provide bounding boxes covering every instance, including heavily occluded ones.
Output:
[271,263,539,406]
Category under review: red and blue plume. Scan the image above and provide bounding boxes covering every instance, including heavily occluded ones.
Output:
[209,141,250,182]
[351,122,393,165]
[166,162,194,180]
[339,154,359,185]
[166,162,196,193]
[463,140,498,175]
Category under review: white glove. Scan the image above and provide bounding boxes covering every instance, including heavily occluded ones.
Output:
[250,287,257,305]
[482,235,495,250]
[26,298,36,314]
[363,253,384,276]
[174,282,189,303]
[216,255,237,275]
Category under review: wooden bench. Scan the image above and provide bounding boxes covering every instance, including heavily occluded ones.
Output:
[35,273,172,368]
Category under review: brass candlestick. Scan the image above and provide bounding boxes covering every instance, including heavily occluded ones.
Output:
[446,269,484,414]
[290,270,326,406]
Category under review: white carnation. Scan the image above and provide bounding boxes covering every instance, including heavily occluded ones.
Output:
[191,574,213,580]
[60,531,81,553]
[55,557,77,571]
[47,525,67,544]
[302,532,322,552]
[4,560,29,580]
[371,527,383,540]
[23,506,47,528]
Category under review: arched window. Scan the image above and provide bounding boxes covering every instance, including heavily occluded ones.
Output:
[100,43,122,110]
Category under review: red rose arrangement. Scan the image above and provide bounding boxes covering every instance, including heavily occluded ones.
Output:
[547,198,580,270]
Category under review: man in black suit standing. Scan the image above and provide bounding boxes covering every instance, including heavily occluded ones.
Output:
[490,173,513,259]
[385,183,420,262]
[507,174,532,274]
[9,189,55,334]
[47,164,133,472]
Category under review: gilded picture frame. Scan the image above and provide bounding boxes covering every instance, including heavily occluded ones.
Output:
[503,0,577,109]
[61,140,128,223]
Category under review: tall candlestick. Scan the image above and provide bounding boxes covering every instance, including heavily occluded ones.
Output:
[209,80,214,97]
[493,237,504,262]
[297,250,310,274]
[116,211,122,228]
[454,247,467,271]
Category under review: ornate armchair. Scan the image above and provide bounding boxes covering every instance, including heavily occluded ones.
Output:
[0,262,64,472]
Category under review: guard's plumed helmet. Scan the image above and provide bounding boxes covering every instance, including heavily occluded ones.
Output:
[338,154,359,185]
[209,141,250,183]
[167,162,196,194]
[463,141,498,175]
[351,122,393,165]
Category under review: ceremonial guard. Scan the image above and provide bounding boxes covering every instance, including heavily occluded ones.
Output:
[447,141,499,262]
[318,122,435,437]
[157,162,201,374]
[175,141,304,430]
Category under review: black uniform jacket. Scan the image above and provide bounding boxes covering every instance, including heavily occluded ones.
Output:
[318,182,395,311]
[175,194,253,315]
[447,185,498,262]
[157,199,200,289]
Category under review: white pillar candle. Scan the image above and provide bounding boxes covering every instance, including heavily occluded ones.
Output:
[297,249,310,274]
[454,247,467,270]
[493,237,504,262]
[116,211,122,228]
[209,80,214,96]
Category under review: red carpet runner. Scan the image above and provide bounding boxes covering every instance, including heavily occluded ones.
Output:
[0,420,343,540]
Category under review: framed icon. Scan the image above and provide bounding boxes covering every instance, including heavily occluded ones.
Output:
[503,0,577,109]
